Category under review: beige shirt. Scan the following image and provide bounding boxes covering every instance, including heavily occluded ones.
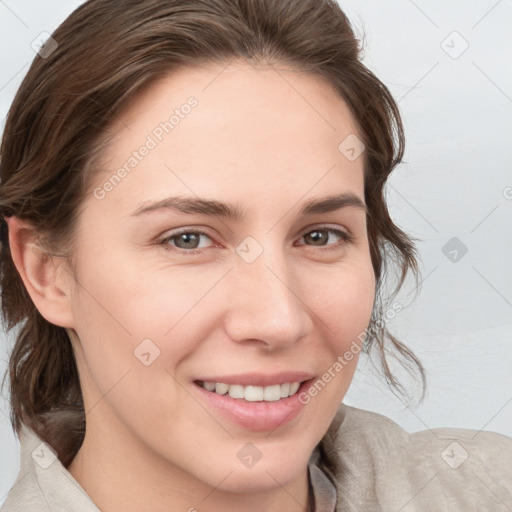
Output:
[2,404,511,511]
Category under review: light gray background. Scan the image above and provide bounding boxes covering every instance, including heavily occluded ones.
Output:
[1,0,511,503]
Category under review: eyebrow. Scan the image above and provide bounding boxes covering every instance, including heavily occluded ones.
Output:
[130,193,367,220]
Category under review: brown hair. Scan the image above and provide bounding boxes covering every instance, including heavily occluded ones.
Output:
[0,0,425,466]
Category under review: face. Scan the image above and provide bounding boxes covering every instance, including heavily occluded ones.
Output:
[66,61,375,493]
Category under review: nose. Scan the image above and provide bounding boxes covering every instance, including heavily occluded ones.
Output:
[222,247,313,351]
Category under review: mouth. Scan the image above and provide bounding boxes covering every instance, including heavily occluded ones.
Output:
[195,380,302,402]
[191,374,315,431]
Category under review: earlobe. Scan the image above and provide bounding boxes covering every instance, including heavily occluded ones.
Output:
[5,216,76,328]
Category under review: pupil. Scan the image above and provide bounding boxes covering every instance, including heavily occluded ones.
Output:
[178,233,199,248]
[307,230,326,245]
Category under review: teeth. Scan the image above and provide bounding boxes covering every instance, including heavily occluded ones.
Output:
[201,381,302,401]
[215,382,229,395]
[245,385,263,402]
[228,385,244,399]
[263,384,281,402]
[289,382,300,395]
[204,381,216,392]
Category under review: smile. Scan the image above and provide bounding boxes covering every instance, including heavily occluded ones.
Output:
[198,381,301,402]
[192,375,314,431]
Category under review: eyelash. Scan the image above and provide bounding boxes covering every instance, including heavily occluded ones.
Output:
[158,225,355,255]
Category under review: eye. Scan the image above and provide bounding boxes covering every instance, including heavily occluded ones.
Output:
[160,229,214,252]
[158,225,354,255]
[297,226,354,250]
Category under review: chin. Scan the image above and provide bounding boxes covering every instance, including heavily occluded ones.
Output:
[215,462,306,494]
[202,439,313,493]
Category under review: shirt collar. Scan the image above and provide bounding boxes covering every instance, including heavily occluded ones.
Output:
[308,446,338,512]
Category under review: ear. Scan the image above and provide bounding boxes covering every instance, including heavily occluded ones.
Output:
[6,216,76,328]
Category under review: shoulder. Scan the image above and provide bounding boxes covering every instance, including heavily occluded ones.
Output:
[1,426,99,512]
[1,426,55,512]
[320,404,512,511]
[1,426,53,512]
[1,472,49,512]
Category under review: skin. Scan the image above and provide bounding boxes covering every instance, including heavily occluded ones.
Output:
[9,60,375,511]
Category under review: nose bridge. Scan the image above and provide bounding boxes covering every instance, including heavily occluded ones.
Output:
[224,240,311,348]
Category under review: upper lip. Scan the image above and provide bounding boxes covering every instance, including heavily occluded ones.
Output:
[194,372,315,387]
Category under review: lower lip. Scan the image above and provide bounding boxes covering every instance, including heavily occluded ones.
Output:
[192,380,313,431]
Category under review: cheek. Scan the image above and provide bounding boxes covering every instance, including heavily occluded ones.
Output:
[69,277,187,437]
[305,262,374,394]
[292,262,375,439]
[68,257,230,401]
[307,259,376,346]
[72,252,224,339]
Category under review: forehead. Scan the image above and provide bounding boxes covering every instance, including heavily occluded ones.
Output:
[121,59,355,124]
[91,60,365,213]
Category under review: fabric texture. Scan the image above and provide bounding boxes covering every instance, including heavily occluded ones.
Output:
[2,404,511,511]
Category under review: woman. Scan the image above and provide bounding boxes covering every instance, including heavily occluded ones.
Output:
[1,0,510,510]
